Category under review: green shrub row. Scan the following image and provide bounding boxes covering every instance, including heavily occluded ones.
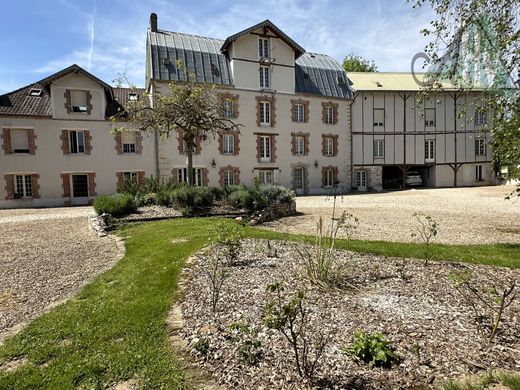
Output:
[93,193,136,217]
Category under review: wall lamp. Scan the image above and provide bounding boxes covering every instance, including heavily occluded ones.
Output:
[211,159,216,168]
[314,160,319,168]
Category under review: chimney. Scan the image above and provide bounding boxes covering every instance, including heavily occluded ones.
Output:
[150,13,158,32]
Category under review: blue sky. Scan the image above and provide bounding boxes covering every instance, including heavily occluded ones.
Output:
[0,0,435,93]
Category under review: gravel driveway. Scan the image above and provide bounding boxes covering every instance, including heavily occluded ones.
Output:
[263,185,520,245]
[0,207,121,342]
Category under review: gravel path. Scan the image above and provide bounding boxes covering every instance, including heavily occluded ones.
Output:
[0,207,121,342]
[263,185,520,245]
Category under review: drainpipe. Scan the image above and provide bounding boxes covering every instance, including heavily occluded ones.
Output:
[349,95,356,192]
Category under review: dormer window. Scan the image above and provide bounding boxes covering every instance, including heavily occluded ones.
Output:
[336,77,344,86]
[29,88,42,97]
[258,38,269,59]
[128,92,139,101]
[70,90,88,113]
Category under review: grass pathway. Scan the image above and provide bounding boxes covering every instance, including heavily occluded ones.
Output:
[0,217,518,389]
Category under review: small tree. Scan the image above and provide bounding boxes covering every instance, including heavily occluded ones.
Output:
[342,52,378,72]
[207,254,227,313]
[114,62,241,186]
[410,212,438,264]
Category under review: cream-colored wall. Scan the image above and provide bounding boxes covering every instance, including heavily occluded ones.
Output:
[154,81,351,194]
[51,73,107,121]
[0,117,156,208]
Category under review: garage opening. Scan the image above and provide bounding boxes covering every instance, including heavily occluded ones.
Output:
[382,166,403,189]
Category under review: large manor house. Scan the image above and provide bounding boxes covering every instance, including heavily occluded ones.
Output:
[0,14,493,207]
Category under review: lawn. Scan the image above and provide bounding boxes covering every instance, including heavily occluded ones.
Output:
[0,217,518,389]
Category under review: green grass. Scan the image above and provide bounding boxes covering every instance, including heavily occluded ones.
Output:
[443,371,520,390]
[0,217,518,389]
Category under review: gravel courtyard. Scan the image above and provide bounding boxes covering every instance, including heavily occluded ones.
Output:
[263,185,520,245]
[0,207,121,342]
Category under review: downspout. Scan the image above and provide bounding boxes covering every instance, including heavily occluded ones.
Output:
[349,93,357,192]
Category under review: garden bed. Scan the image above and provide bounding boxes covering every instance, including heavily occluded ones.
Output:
[179,239,520,389]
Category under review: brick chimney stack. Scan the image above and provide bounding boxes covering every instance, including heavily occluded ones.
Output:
[150,13,158,32]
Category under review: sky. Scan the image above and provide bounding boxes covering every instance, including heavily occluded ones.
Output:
[0,0,436,94]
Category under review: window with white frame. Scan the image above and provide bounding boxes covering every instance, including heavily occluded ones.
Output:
[374,139,384,158]
[258,37,269,59]
[11,129,30,153]
[15,174,32,198]
[326,106,335,124]
[475,109,486,126]
[324,137,334,156]
[295,104,304,123]
[128,92,139,101]
[373,109,384,128]
[122,131,137,153]
[293,167,304,190]
[324,169,334,187]
[475,138,486,156]
[223,99,234,118]
[425,108,436,126]
[69,130,85,154]
[475,164,484,181]
[123,171,138,183]
[259,66,270,88]
[178,168,203,186]
[223,170,235,186]
[259,101,271,126]
[356,171,367,188]
[295,136,305,156]
[425,140,435,162]
[259,135,271,162]
[70,90,88,113]
[258,170,273,185]
[223,133,235,155]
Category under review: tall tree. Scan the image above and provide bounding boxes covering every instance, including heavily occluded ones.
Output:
[342,52,378,72]
[113,70,241,186]
[411,0,519,193]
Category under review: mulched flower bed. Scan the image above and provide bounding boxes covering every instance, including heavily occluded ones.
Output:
[179,239,520,389]
[118,204,246,222]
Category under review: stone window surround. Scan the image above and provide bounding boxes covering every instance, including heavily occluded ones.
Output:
[218,130,240,156]
[171,167,209,186]
[218,165,241,186]
[290,99,310,123]
[115,131,143,155]
[60,129,92,155]
[64,89,93,115]
[256,95,276,127]
[116,170,145,187]
[61,172,97,197]
[220,92,240,119]
[177,129,202,155]
[291,132,310,156]
[321,134,338,157]
[1,127,37,155]
[321,165,338,188]
[254,132,278,163]
[290,163,310,194]
[321,101,339,125]
[4,173,40,200]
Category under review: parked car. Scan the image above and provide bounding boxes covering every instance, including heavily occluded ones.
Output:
[405,171,423,186]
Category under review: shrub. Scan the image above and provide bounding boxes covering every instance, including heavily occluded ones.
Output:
[342,330,398,368]
[156,188,174,206]
[117,175,173,197]
[209,186,226,201]
[258,184,295,205]
[171,185,214,209]
[192,186,214,208]
[228,189,254,210]
[93,193,136,217]
[229,321,262,365]
[134,192,157,207]
[223,184,247,196]
[215,222,242,265]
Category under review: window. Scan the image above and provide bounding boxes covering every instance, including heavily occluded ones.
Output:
[70,90,88,113]
[258,38,269,59]
[324,169,334,188]
[258,170,273,185]
[29,89,42,97]
[374,139,384,158]
[295,104,304,123]
[475,165,484,181]
[128,92,139,101]
[475,138,486,156]
[326,106,335,124]
[123,171,138,183]
[223,99,234,118]
[295,136,305,156]
[425,108,436,126]
[223,170,235,186]
[324,137,334,156]
[72,174,89,197]
[425,140,435,162]
[259,101,271,126]
[69,130,85,154]
[11,129,30,153]
[223,134,235,155]
[356,171,367,188]
[475,109,486,126]
[122,131,137,153]
[260,135,271,162]
[178,168,203,186]
[15,175,32,198]
[259,66,270,88]
[294,167,304,190]
[373,109,384,128]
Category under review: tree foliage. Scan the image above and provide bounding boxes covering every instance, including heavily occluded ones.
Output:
[342,52,378,72]
[113,65,241,186]
[411,0,520,193]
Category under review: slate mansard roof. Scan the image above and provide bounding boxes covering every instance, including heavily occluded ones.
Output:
[147,24,354,99]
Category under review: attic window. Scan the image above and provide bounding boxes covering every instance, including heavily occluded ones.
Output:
[303,72,310,80]
[128,92,139,101]
[375,81,383,87]
[29,89,42,97]
[336,77,344,85]
[211,63,220,77]
[162,58,170,66]
[310,54,316,58]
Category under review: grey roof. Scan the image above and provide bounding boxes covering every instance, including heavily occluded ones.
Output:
[220,19,305,59]
[295,53,354,99]
[147,30,233,85]
[147,24,353,99]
